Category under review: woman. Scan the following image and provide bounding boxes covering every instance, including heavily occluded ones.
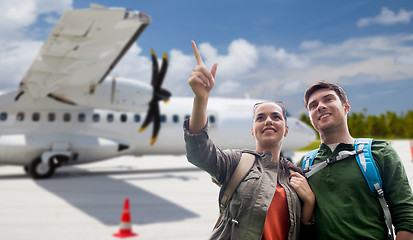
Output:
[184,41,315,240]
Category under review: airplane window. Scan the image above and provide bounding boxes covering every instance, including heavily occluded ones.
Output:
[120,114,127,122]
[209,115,216,124]
[0,112,7,121]
[48,113,56,122]
[173,115,179,123]
[16,112,24,121]
[63,113,71,122]
[160,115,166,123]
[107,113,114,123]
[78,113,86,122]
[32,113,40,122]
[93,113,100,122]
[134,114,140,122]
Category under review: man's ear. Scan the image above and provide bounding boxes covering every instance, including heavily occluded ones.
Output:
[344,101,351,115]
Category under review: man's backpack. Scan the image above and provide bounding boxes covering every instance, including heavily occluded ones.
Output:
[212,153,255,229]
[302,138,394,240]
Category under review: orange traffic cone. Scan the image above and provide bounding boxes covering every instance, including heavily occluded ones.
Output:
[113,198,138,238]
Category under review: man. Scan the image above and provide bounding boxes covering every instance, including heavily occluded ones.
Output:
[299,80,413,239]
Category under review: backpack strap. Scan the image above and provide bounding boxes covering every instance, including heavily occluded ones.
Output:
[213,152,255,229]
[354,138,394,240]
[303,148,362,178]
[302,148,319,173]
[354,138,383,192]
[220,152,256,209]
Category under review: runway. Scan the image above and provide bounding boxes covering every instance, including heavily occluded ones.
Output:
[0,140,412,240]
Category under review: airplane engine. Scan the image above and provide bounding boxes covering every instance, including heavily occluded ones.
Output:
[0,134,130,179]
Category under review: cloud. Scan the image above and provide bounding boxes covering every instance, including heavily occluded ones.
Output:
[216,80,241,95]
[110,44,151,81]
[259,46,309,69]
[0,40,42,90]
[300,40,322,50]
[357,7,413,27]
[338,73,381,85]
[395,51,413,65]
[199,39,259,79]
[278,80,307,95]
[0,0,72,39]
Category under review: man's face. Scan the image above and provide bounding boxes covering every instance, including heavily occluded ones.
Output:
[251,102,288,148]
[306,88,350,133]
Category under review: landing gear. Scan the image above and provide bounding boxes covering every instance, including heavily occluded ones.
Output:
[28,157,55,179]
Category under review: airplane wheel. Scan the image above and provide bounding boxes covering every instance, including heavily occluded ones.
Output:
[29,158,55,179]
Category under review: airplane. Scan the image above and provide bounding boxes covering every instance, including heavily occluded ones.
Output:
[0,4,317,179]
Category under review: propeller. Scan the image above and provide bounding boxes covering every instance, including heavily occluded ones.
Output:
[139,49,171,145]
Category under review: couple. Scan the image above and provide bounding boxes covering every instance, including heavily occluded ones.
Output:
[184,41,413,240]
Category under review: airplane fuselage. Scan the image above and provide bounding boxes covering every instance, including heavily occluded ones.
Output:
[0,91,316,167]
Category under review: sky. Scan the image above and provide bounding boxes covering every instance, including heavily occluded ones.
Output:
[0,0,412,117]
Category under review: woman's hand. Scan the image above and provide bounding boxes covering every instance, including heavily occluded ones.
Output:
[289,171,315,223]
[188,41,218,101]
[289,172,315,204]
[188,41,218,133]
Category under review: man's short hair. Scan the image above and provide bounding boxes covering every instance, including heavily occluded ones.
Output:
[304,80,348,108]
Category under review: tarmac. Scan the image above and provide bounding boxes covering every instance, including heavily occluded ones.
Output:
[0,140,412,240]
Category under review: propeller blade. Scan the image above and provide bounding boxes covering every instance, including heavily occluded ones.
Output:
[156,53,168,89]
[150,102,161,146]
[139,101,155,133]
[150,49,159,87]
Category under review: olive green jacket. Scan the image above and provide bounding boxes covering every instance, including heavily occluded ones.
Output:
[184,119,311,240]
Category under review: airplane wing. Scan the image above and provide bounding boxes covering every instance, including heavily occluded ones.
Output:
[19,4,151,100]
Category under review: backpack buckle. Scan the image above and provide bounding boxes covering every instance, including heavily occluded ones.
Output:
[219,203,226,213]
[326,156,337,164]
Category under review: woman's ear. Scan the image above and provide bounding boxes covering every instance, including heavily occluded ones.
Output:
[251,128,255,139]
[284,125,289,137]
